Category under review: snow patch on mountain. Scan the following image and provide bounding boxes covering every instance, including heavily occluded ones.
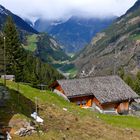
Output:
[0,5,8,15]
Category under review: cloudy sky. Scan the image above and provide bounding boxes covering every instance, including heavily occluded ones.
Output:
[0,0,137,21]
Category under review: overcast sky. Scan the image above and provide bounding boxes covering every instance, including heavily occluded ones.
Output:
[0,0,137,21]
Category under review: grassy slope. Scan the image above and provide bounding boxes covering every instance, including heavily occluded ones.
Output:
[1,79,140,140]
[23,35,38,52]
[22,34,77,77]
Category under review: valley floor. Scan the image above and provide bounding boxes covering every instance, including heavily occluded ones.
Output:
[0,80,140,140]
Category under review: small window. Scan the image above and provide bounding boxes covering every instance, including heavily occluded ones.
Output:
[82,100,86,105]
[77,101,81,106]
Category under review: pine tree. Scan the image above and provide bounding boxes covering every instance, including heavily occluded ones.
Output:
[0,34,4,75]
[136,71,140,80]
[133,79,140,95]
[3,16,24,81]
[1,16,63,86]
[118,67,125,79]
[124,74,134,89]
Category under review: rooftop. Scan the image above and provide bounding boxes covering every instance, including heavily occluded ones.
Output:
[57,75,139,104]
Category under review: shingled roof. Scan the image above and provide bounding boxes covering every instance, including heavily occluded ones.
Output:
[57,76,139,104]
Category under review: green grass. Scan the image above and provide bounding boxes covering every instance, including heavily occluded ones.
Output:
[1,79,140,129]
[130,34,140,41]
[23,35,38,52]
[1,80,140,139]
[0,79,88,116]
[67,67,78,78]
[52,63,78,78]
[59,63,78,77]
[98,113,140,130]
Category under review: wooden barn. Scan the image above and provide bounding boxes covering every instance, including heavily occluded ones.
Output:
[50,76,139,114]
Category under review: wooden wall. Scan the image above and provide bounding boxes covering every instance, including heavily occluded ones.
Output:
[117,101,129,114]
[56,85,64,94]
[70,96,129,114]
[69,96,93,107]
[52,83,130,113]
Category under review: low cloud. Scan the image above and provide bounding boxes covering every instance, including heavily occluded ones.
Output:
[0,0,137,21]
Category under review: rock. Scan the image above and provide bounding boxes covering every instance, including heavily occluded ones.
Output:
[30,121,36,126]
[49,115,53,118]
[75,117,78,121]
[26,126,35,130]
[62,136,66,140]
[23,122,30,128]
[15,124,36,137]
[66,127,70,130]
[125,128,133,134]
[15,128,26,135]
[63,108,67,111]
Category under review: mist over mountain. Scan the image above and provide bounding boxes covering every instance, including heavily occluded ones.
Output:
[33,16,116,53]
[1,0,136,54]
[1,0,136,21]
[0,5,38,34]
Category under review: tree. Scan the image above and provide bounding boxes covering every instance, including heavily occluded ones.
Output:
[0,34,4,75]
[2,16,63,86]
[136,71,140,80]
[133,79,140,95]
[124,74,134,89]
[3,16,24,81]
[118,67,125,79]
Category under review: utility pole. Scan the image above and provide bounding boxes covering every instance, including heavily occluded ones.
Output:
[3,36,6,86]
[35,97,38,115]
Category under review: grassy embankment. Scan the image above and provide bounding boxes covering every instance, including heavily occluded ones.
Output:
[1,79,140,140]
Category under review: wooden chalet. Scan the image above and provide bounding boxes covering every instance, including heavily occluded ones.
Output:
[50,76,139,114]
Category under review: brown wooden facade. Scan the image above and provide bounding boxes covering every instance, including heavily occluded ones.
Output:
[50,82,130,114]
[69,95,129,113]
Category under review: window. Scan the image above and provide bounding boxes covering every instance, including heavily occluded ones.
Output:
[82,100,86,105]
[77,101,81,106]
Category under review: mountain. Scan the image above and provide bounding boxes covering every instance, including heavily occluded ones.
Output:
[0,5,65,84]
[0,5,38,34]
[75,0,140,77]
[125,0,140,15]
[0,5,70,73]
[34,16,116,53]
[23,33,69,63]
[23,33,76,78]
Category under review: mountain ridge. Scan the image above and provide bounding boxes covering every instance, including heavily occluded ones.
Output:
[33,16,116,53]
[0,5,70,72]
[0,5,38,34]
[0,5,66,84]
[75,0,140,77]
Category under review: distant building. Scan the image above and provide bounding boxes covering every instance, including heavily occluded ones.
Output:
[50,76,139,114]
[1,75,15,81]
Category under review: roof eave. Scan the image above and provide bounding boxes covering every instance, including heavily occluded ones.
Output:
[100,97,139,105]
[67,93,93,99]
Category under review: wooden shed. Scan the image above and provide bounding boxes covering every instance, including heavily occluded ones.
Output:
[50,76,139,114]
[1,75,15,81]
